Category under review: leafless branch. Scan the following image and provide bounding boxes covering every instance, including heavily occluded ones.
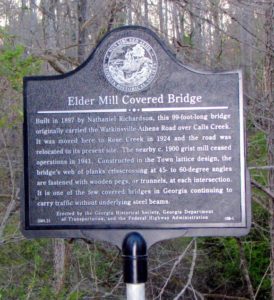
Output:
[0,235,25,246]
[157,238,195,299]
[102,274,123,298]
[173,239,197,300]
[252,196,271,213]
[0,130,18,239]
[40,54,68,74]
[251,179,274,199]
[254,263,271,298]
[202,294,249,300]
[66,278,88,300]
[0,194,11,198]
[175,0,269,54]
[237,238,255,299]
[249,166,274,170]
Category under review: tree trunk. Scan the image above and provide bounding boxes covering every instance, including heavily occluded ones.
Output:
[20,0,27,23]
[173,2,180,41]
[29,0,39,46]
[239,1,255,93]
[144,0,148,26]
[53,239,72,294]
[41,0,57,50]
[128,0,132,25]
[164,0,168,39]
[237,239,255,299]
[40,2,72,291]
[264,1,274,298]
[77,0,88,64]
[189,0,203,63]
[159,0,164,34]
[53,239,66,293]
[210,0,221,65]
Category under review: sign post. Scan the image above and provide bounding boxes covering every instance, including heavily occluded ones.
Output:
[22,26,251,298]
[123,232,147,300]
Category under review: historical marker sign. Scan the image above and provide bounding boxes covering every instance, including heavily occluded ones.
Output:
[22,26,250,245]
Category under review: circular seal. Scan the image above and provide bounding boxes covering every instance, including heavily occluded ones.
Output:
[103,37,158,92]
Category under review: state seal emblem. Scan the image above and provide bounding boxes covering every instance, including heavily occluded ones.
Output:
[103,37,158,92]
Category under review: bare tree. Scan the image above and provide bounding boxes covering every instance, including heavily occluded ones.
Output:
[264,1,274,298]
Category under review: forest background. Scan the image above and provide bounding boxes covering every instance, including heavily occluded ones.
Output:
[0,0,273,299]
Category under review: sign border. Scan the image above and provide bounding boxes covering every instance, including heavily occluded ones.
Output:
[22,25,251,244]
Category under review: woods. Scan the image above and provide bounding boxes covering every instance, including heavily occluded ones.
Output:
[0,0,273,299]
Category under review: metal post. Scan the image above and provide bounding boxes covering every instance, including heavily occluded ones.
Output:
[122,232,147,300]
[126,283,145,300]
